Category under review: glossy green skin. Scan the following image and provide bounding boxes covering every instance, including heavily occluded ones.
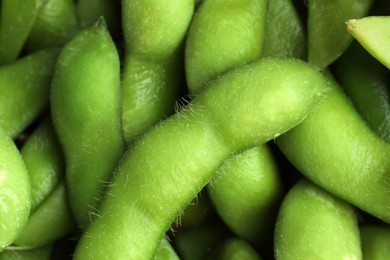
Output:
[334,41,390,141]
[185,0,266,93]
[262,0,306,59]
[20,115,64,210]
[51,19,124,227]
[308,0,374,69]
[347,16,390,70]
[0,245,53,260]
[0,49,58,139]
[15,116,75,247]
[121,0,193,144]
[73,58,328,259]
[0,128,30,251]
[360,224,390,259]
[0,0,48,65]
[276,72,390,223]
[274,179,362,259]
[208,238,262,260]
[25,0,80,52]
[208,145,283,250]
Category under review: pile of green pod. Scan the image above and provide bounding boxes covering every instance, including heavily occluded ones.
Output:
[0,0,390,259]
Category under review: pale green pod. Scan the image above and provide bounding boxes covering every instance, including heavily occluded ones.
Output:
[360,224,390,259]
[0,49,58,139]
[207,238,262,260]
[274,179,362,259]
[51,19,124,227]
[0,128,30,251]
[0,0,48,65]
[0,244,53,260]
[121,0,194,144]
[185,0,266,93]
[73,58,328,259]
[276,71,390,223]
[346,16,390,70]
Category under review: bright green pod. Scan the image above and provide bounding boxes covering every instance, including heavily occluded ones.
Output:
[207,238,262,260]
[208,145,283,251]
[0,0,48,65]
[360,224,390,259]
[276,71,390,223]
[13,180,75,248]
[334,41,390,140]
[274,179,362,259]
[262,0,306,59]
[20,115,64,210]
[0,128,30,251]
[0,245,53,260]
[24,0,80,52]
[346,16,390,70]
[0,49,58,139]
[121,0,194,144]
[307,0,374,69]
[73,58,328,259]
[51,18,124,227]
[185,0,266,93]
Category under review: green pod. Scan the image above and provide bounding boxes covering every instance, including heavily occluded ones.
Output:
[15,116,75,247]
[0,0,48,65]
[13,180,75,248]
[307,0,374,69]
[275,71,390,223]
[121,0,194,144]
[20,115,64,210]
[51,18,124,227]
[208,145,283,250]
[0,49,58,139]
[73,58,328,259]
[360,224,390,259]
[334,41,390,140]
[185,0,266,93]
[346,16,390,70]
[274,179,362,259]
[207,238,262,260]
[0,128,30,251]
[262,0,306,59]
[24,0,80,52]
[0,245,53,260]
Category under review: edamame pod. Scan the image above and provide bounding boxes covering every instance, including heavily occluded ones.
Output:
[24,0,80,52]
[20,115,64,210]
[73,58,328,259]
[208,146,283,252]
[307,0,374,68]
[0,0,48,65]
[51,18,124,227]
[276,71,390,223]
[185,0,266,93]
[360,224,390,259]
[0,128,30,251]
[262,0,306,59]
[274,179,362,259]
[153,239,180,260]
[0,49,58,139]
[0,244,53,260]
[121,0,194,144]
[346,16,390,69]
[334,41,390,140]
